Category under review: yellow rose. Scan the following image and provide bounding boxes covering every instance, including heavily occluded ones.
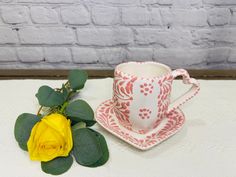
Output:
[27,113,73,162]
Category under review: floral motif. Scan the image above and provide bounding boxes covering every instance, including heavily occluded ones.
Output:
[111,71,138,131]
[139,108,152,119]
[140,82,154,96]
[153,75,173,129]
[157,110,184,139]
[113,70,137,100]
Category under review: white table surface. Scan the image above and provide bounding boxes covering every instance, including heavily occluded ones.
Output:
[0,78,236,177]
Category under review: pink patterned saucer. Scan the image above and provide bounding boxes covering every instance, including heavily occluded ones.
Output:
[95,99,185,150]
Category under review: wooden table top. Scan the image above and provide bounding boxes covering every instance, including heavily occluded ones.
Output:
[0,69,236,79]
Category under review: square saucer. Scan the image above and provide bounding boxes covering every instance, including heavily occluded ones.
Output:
[95,99,185,150]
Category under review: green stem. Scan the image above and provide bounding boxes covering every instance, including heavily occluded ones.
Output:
[37,106,43,116]
[59,102,68,114]
[66,91,75,100]
[55,81,70,92]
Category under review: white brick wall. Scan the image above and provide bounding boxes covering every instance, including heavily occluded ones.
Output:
[19,27,75,44]
[122,7,149,25]
[30,6,59,24]
[0,0,236,69]
[92,6,120,25]
[97,48,126,64]
[61,6,90,25]
[1,6,29,24]
[44,47,71,63]
[17,47,44,62]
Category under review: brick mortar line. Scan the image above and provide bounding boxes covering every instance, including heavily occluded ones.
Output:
[0,2,235,7]
[0,44,235,48]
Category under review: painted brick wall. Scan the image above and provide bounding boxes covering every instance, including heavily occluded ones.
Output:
[0,0,236,69]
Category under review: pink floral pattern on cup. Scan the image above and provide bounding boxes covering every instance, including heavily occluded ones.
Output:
[140,82,154,96]
[139,108,152,119]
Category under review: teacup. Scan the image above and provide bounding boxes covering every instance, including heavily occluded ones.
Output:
[112,61,200,134]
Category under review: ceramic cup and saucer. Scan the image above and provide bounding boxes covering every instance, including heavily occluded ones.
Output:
[95,62,200,150]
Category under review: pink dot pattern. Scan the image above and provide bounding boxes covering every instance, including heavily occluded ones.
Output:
[139,108,152,119]
[140,83,154,96]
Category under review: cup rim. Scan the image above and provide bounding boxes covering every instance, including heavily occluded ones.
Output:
[115,61,172,80]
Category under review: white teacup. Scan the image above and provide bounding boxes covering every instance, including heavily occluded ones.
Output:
[112,61,200,134]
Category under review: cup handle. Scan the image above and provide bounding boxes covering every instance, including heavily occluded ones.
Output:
[167,69,200,114]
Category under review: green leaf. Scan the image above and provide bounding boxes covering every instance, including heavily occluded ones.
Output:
[71,120,96,127]
[14,113,41,151]
[72,122,86,132]
[72,128,102,166]
[65,100,95,127]
[68,69,88,91]
[41,156,73,175]
[87,129,109,167]
[36,86,65,107]
[18,142,27,151]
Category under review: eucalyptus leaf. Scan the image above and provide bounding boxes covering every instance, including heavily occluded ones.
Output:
[87,129,109,167]
[41,156,73,175]
[84,120,96,127]
[71,119,96,127]
[72,122,86,132]
[65,100,95,126]
[36,86,64,107]
[14,113,41,151]
[72,128,102,166]
[68,69,88,91]
[18,142,27,151]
